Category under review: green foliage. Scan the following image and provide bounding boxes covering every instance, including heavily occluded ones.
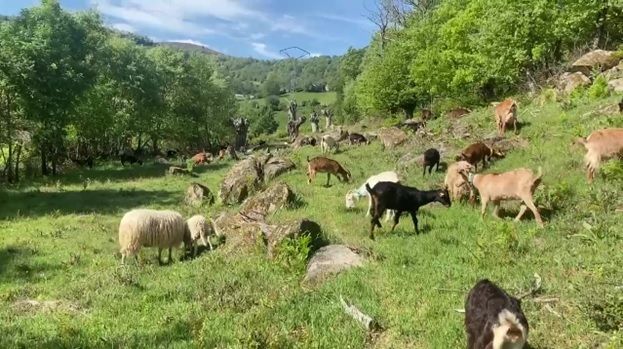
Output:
[274,234,312,273]
[588,75,610,100]
[265,95,281,111]
[250,105,279,138]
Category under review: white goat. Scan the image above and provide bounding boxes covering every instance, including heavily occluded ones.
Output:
[575,128,623,182]
[321,135,339,154]
[462,167,544,228]
[345,171,399,221]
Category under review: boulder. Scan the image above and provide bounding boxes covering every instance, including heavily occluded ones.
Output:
[212,212,263,252]
[608,78,623,93]
[303,245,364,285]
[396,152,424,172]
[168,166,193,176]
[559,72,591,94]
[263,157,295,181]
[291,135,317,149]
[219,157,263,205]
[377,127,408,150]
[571,50,620,75]
[604,61,623,81]
[262,219,321,259]
[185,182,215,207]
[240,182,295,218]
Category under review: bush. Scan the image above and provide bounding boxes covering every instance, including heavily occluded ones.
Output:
[265,95,281,111]
[250,106,279,137]
[588,75,610,100]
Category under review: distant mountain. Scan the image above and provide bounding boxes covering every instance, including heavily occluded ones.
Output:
[157,42,223,56]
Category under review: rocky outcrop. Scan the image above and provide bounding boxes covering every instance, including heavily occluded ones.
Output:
[303,245,365,285]
[185,182,214,207]
[240,182,294,219]
[571,50,620,75]
[559,72,591,94]
[608,78,623,93]
[219,154,295,205]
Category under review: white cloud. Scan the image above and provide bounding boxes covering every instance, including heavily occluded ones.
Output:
[249,32,266,40]
[111,22,136,33]
[252,42,281,59]
[310,52,322,57]
[270,14,311,36]
[316,13,374,28]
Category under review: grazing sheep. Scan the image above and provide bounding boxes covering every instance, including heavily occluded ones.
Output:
[366,182,451,239]
[462,167,544,228]
[118,209,191,265]
[321,135,340,154]
[458,142,505,172]
[423,148,440,176]
[345,171,399,221]
[465,279,529,349]
[444,161,474,202]
[348,132,368,145]
[186,215,216,255]
[307,156,351,186]
[493,98,518,136]
[574,128,623,182]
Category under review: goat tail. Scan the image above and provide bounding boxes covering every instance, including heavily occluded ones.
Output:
[365,183,374,196]
[532,166,544,193]
[535,166,543,179]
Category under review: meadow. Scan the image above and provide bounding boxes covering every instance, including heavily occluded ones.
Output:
[1,92,622,348]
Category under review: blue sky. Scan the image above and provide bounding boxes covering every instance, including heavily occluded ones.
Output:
[1,0,376,59]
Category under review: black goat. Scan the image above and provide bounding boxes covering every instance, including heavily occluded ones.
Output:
[349,132,368,145]
[120,153,143,166]
[423,148,440,176]
[465,279,529,349]
[365,182,451,239]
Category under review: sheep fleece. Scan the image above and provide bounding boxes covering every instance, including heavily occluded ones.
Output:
[119,209,187,256]
[186,214,211,245]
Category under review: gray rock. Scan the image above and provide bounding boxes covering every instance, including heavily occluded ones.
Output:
[608,78,623,93]
[185,182,214,207]
[304,245,364,284]
[571,50,620,75]
[559,72,591,94]
[377,127,408,150]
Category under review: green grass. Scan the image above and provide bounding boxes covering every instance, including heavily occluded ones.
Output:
[1,93,623,348]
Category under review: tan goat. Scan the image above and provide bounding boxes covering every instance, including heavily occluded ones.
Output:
[307,156,351,186]
[575,128,623,183]
[462,167,544,228]
[493,98,518,136]
[444,161,474,202]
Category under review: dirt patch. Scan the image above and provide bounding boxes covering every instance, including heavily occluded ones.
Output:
[12,299,82,314]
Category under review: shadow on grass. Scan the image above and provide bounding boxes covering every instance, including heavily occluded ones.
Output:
[0,246,58,282]
[0,189,177,219]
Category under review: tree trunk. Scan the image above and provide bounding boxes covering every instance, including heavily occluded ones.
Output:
[14,144,21,183]
[41,146,48,176]
[593,4,609,49]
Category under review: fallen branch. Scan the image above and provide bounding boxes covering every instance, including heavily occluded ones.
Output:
[544,304,561,318]
[340,296,381,332]
[518,273,542,299]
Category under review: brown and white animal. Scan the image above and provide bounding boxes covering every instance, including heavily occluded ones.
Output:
[493,98,518,136]
[444,161,474,202]
[307,156,351,186]
[365,182,451,239]
[191,151,209,165]
[574,128,623,182]
[458,142,505,172]
[118,209,192,265]
[465,279,529,349]
[320,135,340,154]
[345,171,399,220]
[462,167,544,228]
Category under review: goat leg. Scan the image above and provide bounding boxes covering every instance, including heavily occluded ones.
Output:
[158,248,164,265]
[515,204,528,222]
[523,197,544,228]
[326,173,331,187]
[410,211,419,234]
[390,211,402,232]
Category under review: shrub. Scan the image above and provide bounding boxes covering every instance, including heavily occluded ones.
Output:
[265,95,281,111]
[250,106,279,137]
[587,75,610,100]
[274,234,312,273]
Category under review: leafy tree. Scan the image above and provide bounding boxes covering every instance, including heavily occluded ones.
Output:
[250,105,279,137]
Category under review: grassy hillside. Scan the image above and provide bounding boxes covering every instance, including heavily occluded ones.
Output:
[0,92,622,348]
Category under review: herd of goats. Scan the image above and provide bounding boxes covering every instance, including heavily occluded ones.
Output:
[113,97,623,349]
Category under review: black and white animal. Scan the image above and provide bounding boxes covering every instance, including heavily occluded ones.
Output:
[465,279,529,349]
[349,132,368,145]
[423,148,440,176]
[365,182,451,239]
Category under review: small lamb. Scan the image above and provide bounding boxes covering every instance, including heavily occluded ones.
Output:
[345,171,399,221]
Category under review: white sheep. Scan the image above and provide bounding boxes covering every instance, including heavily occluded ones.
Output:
[118,209,191,265]
[186,215,217,255]
[345,171,399,221]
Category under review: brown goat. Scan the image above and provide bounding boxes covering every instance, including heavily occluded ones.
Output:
[444,161,474,202]
[462,167,544,228]
[575,128,623,182]
[493,98,518,136]
[306,156,351,187]
[191,151,209,165]
[458,142,505,172]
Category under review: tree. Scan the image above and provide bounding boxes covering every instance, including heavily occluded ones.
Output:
[261,72,282,97]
